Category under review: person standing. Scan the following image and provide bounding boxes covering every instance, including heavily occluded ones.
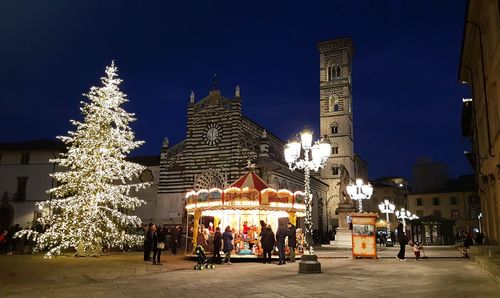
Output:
[259,220,266,233]
[396,223,407,261]
[170,225,179,256]
[260,224,275,264]
[463,232,474,258]
[287,222,297,262]
[213,227,222,264]
[0,230,7,254]
[151,224,163,265]
[276,223,288,265]
[222,226,234,265]
[144,223,153,261]
[177,225,182,249]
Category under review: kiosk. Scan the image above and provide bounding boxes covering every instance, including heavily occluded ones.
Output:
[351,212,378,259]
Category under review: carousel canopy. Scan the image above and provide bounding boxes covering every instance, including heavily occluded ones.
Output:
[185,170,306,215]
[230,171,269,191]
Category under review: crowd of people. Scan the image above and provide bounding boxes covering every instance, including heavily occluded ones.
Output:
[0,224,28,254]
[203,220,298,265]
[143,223,182,265]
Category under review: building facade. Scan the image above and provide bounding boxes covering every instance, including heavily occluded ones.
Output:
[159,82,329,233]
[0,140,64,231]
[127,155,160,225]
[412,158,449,193]
[407,188,478,236]
[318,38,360,228]
[459,0,500,244]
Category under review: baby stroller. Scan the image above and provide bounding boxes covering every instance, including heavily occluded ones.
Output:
[193,245,215,270]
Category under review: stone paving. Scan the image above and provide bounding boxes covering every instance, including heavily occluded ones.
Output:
[0,246,499,297]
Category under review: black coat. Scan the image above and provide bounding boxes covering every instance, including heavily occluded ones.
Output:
[152,231,160,252]
[213,231,222,250]
[288,224,297,247]
[222,231,234,252]
[276,226,288,245]
[260,229,275,251]
[144,230,153,248]
[396,225,407,244]
[170,227,179,245]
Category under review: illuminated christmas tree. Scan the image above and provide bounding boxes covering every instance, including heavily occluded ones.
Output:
[16,62,150,257]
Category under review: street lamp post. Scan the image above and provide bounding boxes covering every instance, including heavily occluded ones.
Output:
[478,212,483,233]
[378,199,396,246]
[285,128,331,274]
[346,179,373,212]
[395,208,412,231]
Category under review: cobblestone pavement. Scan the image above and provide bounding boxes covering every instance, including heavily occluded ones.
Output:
[0,246,499,297]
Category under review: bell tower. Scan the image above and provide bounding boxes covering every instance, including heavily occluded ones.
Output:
[318,38,355,222]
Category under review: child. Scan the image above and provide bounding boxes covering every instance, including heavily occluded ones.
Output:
[413,241,421,260]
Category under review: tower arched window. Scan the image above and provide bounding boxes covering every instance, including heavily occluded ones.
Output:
[336,64,342,77]
[332,166,339,176]
[331,123,339,134]
[328,65,336,81]
[333,100,340,112]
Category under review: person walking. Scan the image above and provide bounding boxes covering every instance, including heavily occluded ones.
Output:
[396,223,407,261]
[222,226,234,265]
[287,222,297,262]
[260,224,275,264]
[152,224,163,265]
[144,223,153,261]
[276,223,288,265]
[170,225,179,256]
[213,226,222,264]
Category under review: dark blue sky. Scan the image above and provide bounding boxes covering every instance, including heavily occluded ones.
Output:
[0,0,471,179]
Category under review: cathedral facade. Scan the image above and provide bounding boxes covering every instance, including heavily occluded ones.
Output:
[158,82,329,233]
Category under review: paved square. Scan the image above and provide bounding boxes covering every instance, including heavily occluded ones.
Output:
[0,247,498,297]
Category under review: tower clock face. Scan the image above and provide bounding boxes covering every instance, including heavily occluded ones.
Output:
[203,123,222,146]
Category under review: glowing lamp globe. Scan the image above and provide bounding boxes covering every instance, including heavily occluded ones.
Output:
[300,128,313,149]
[289,139,301,161]
[319,139,331,160]
[311,144,322,166]
[361,183,373,199]
[284,143,295,164]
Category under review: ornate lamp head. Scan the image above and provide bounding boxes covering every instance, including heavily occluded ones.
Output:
[300,128,313,149]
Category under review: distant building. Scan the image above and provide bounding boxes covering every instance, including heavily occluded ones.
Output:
[126,155,160,225]
[407,175,480,244]
[412,158,448,193]
[0,139,64,231]
[459,0,500,244]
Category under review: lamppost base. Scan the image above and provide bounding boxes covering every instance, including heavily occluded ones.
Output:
[298,254,322,274]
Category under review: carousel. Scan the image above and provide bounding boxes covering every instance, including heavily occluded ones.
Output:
[185,170,306,258]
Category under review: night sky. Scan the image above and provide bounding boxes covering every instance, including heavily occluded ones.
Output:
[0,1,471,180]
